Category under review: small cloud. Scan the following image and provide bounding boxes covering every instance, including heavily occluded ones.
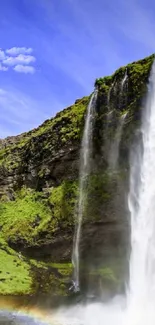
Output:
[0,49,5,61]
[3,54,36,66]
[13,65,35,74]
[0,63,8,71]
[6,47,33,56]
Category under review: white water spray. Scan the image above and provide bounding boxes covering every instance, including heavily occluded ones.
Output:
[72,89,98,292]
[127,61,155,324]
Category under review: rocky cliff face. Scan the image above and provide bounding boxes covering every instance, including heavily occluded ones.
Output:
[0,54,154,298]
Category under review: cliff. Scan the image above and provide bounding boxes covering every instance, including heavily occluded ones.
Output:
[0,54,154,298]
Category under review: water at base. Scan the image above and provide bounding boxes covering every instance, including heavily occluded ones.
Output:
[72,89,98,292]
[51,297,126,325]
[0,299,126,325]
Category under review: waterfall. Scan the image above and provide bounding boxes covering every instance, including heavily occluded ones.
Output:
[72,89,98,292]
[121,69,128,90]
[108,112,127,170]
[107,83,114,122]
[43,63,155,325]
[107,82,114,109]
[107,80,118,117]
[127,61,155,324]
[119,69,128,109]
[107,71,128,170]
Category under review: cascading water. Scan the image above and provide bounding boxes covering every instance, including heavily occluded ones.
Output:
[121,69,128,90]
[72,89,98,292]
[107,80,118,119]
[120,69,128,109]
[108,112,127,170]
[107,83,114,122]
[107,82,114,110]
[107,72,128,170]
[127,61,155,324]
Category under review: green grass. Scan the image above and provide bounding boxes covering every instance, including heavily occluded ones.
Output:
[0,188,52,246]
[50,263,73,276]
[0,182,78,248]
[0,249,32,295]
[49,180,78,226]
[0,248,72,296]
[29,259,72,295]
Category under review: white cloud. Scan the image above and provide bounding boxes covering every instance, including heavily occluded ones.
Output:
[3,54,36,66]
[0,63,8,71]
[6,47,33,56]
[0,49,5,60]
[0,47,36,74]
[13,65,35,74]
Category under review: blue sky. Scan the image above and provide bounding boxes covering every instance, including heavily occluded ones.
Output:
[0,0,154,138]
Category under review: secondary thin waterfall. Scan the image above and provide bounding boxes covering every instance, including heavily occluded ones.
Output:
[119,69,128,109]
[72,89,98,292]
[127,61,155,324]
[121,68,128,90]
[108,112,127,170]
[107,82,114,122]
[107,71,128,170]
[107,82,114,110]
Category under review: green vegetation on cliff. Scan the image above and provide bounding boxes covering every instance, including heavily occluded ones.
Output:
[0,187,51,246]
[0,96,89,173]
[0,182,78,248]
[0,54,154,296]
